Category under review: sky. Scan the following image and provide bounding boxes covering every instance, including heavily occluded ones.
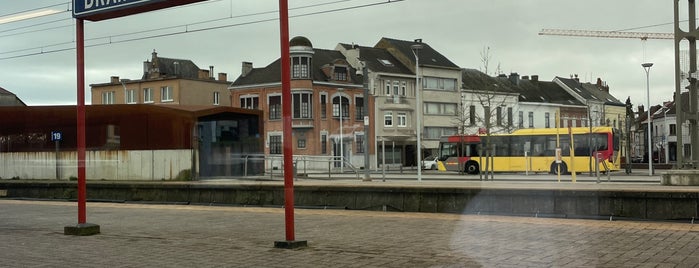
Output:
[0,0,685,108]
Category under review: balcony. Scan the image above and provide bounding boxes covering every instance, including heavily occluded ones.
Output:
[292,118,314,129]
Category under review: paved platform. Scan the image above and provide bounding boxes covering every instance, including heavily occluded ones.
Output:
[1,199,699,267]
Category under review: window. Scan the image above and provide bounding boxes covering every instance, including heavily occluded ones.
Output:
[297,139,306,149]
[269,95,281,120]
[355,96,364,120]
[321,133,328,154]
[125,89,136,104]
[424,127,457,139]
[241,95,259,109]
[320,94,327,119]
[401,82,407,96]
[393,81,400,95]
[292,56,310,79]
[101,91,115,104]
[384,112,393,127]
[496,107,503,126]
[422,77,457,91]
[269,135,282,154]
[356,134,364,153]
[507,107,513,126]
[424,102,457,115]
[332,96,349,118]
[469,105,476,126]
[385,81,391,95]
[528,112,534,128]
[334,66,347,81]
[161,86,173,102]
[518,111,524,128]
[670,124,677,136]
[484,106,491,126]
[143,88,153,103]
[293,92,313,119]
[397,112,407,127]
[545,112,550,128]
[213,92,220,105]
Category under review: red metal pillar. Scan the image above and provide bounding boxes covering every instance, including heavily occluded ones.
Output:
[76,18,87,224]
[278,0,295,242]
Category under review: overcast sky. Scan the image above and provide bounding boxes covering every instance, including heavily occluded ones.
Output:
[0,0,684,108]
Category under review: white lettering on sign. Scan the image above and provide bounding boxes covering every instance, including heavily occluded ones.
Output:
[85,0,130,9]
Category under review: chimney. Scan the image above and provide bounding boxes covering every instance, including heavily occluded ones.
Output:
[574,74,580,82]
[110,76,120,84]
[209,66,214,79]
[531,75,539,82]
[522,75,529,80]
[198,69,210,79]
[218,72,227,81]
[638,105,645,115]
[508,72,520,86]
[414,38,422,43]
[241,61,253,77]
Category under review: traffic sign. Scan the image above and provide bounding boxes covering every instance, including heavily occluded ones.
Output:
[51,131,62,141]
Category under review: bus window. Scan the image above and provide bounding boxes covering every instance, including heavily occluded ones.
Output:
[491,136,509,156]
[510,136,525,156]
[469,144,479,157]
[545,135,557,156]
[531,136,546,156]
[439,142,457,161]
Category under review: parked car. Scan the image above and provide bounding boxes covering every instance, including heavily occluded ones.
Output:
[421,155,438,170]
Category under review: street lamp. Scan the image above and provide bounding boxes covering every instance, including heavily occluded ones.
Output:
[642,62,653,176]
[411,42,423,182]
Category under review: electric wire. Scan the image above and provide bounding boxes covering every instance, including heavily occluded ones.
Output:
[0,0,403,61]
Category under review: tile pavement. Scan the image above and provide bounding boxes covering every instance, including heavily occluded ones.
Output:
[1,199,699,267]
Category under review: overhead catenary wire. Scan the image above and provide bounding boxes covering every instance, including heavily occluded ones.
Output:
[0,0,403,61]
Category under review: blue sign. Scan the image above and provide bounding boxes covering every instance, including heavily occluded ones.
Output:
[73,0,159,18]
[51,131,63,142]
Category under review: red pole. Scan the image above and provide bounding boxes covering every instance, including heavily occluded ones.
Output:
[76,19,87,224]
[278,0,295,241]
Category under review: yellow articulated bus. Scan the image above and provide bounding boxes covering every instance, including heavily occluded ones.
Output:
[437,127,621,174]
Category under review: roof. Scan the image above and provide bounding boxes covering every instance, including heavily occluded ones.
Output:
[461,69,516,94]
[338,43,413,75]
[142,51,201,80]
[498,75,583,105]
[374,37,460,70]
[0,85,27,106]
[556,77,624,106]
[231,48,362,87]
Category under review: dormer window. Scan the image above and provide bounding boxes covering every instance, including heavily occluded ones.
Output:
[378,59,393,66]
[333,66,347,81]
[292,56,311,79]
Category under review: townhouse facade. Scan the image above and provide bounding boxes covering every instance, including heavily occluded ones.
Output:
[460,69,519,135]
[374,38,462,160]
[230,36,369,170]
[336,43,418,168]
[91,50,231,106]
[645,92,693,164]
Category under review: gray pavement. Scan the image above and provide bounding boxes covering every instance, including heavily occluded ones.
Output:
[2,199,699,267]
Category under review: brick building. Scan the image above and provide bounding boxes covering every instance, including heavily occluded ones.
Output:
[230,36,370,169]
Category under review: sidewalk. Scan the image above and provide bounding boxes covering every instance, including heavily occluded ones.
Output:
[2,199,698,267]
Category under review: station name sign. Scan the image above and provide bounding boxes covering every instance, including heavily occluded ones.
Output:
[73,0,206,21]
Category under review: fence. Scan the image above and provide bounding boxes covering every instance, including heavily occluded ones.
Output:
[0,150,192,180]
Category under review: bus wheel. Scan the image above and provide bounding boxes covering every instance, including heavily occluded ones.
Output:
[550,162,568,175]
[465,161,479,174]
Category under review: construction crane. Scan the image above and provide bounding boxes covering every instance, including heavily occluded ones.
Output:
[539,28,674,40]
